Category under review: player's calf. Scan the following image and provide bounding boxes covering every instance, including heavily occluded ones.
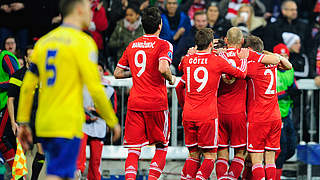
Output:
[250,153,265,180]
[226,147,246,179]
[181,146,201,180]
[264,150,276,180]
[148,144,168,180]
[125,148,141,180]
[196,149,216,180]
[216,147,229,179]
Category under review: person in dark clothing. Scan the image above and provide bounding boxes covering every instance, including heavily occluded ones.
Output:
[7,45,45,180]
[159,0,191,48]
[173,11,207,71]
[263,0,310,52]
[282,32,314,79]
[0,0,28,54]
[206,2,231,39]
[26,0,60,39]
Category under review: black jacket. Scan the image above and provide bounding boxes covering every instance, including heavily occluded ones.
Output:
[173,26,197,70]
[263,16,310,52]
[208,16,232,39]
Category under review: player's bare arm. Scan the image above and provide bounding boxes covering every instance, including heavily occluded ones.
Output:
[276,54,292,70]
[260,51,281,65]
[114,67,132,79]
[159,60,176,85]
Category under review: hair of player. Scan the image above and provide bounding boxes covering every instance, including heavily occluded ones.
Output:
[226,27,243,45]
[193,10,207,20]
[281,0,296,10]
[59,0,84,17]
[141,7,161,34]
[195,28,214,50]
[243,35,264,53]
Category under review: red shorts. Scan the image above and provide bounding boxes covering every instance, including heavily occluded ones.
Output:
[247,119,281,153]
[124,110,170,148]
[218,112,247,148]
[183,119,218,150]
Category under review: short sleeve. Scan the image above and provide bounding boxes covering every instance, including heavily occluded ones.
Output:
[248,50,265,63]
[117,48,130,70]
[159,40,173,64]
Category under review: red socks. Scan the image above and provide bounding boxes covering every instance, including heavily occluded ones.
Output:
[181,157,201,179]
[196,158,215,180]
[125,149,141,180]
[216,158,229,179]
[148,147,168,179]
[228,157,245,179]
[265,164,276,180]
[252,163,265,180]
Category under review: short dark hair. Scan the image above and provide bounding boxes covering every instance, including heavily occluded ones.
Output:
[126,3,140,15]
[141,7,161,34]
[243,35,264,53]
[59,0,84,17]
[195,28,214,50]
[194,11,206,20]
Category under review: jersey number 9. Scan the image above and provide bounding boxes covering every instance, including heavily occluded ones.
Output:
[134,50,146,77]
[46,50,57,86]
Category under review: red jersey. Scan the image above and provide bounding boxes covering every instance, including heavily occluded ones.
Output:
[180,52,247,122]
[246,60,281,122]
[117,35,173,111]
[218,49,265,114]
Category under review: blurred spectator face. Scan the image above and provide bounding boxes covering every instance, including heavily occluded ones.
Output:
[194,0,201,3]
[98,64,104,79]
[166,0,178,15]
[125,8,140,24]
[290,39,301,53]
[207,5,219,22]
[281,1,297,20]
[5,37,16,54]
[194,14,208,30]
[238,5,252,23]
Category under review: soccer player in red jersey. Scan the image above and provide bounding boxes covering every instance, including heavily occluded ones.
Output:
[113,7,176,180]
[178,28,248,180]
[216,28,284,180]
[242,35,292,180]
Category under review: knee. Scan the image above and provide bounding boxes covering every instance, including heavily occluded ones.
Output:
[202,148,217,159]
[188,146,200,159]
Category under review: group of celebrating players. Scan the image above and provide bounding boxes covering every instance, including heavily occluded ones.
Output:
[115,5,292,180]
[14,0,293,179]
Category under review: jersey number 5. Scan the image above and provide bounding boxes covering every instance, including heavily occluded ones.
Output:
[134,50,146,77]
[46,50,57,86]
[186,66,208,92]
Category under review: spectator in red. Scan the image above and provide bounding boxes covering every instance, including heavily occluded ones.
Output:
[89,0,108,60]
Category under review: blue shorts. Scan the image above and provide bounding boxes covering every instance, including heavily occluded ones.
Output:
[39,137,81,178]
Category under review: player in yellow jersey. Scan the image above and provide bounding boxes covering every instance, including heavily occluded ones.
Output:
[16,0,121,179]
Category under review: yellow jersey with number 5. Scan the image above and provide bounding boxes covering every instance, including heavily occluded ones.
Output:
[17,25,118,139]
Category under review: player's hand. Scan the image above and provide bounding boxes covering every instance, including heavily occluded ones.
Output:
[169,75,176,85]
[237,48,249,59]
[18,124,33,151]
[112,124,121,142]
[187,46,197,55]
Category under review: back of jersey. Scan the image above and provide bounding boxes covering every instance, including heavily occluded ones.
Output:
[247,62,281,122]
[182,52,220,121]
[31,26,99,138]
[117,35,173,111]
[217,48,247,114]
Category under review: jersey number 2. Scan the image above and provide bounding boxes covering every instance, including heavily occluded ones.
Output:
[46,50,57,86]
[264,69,275,94]
[186,66,208,92]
